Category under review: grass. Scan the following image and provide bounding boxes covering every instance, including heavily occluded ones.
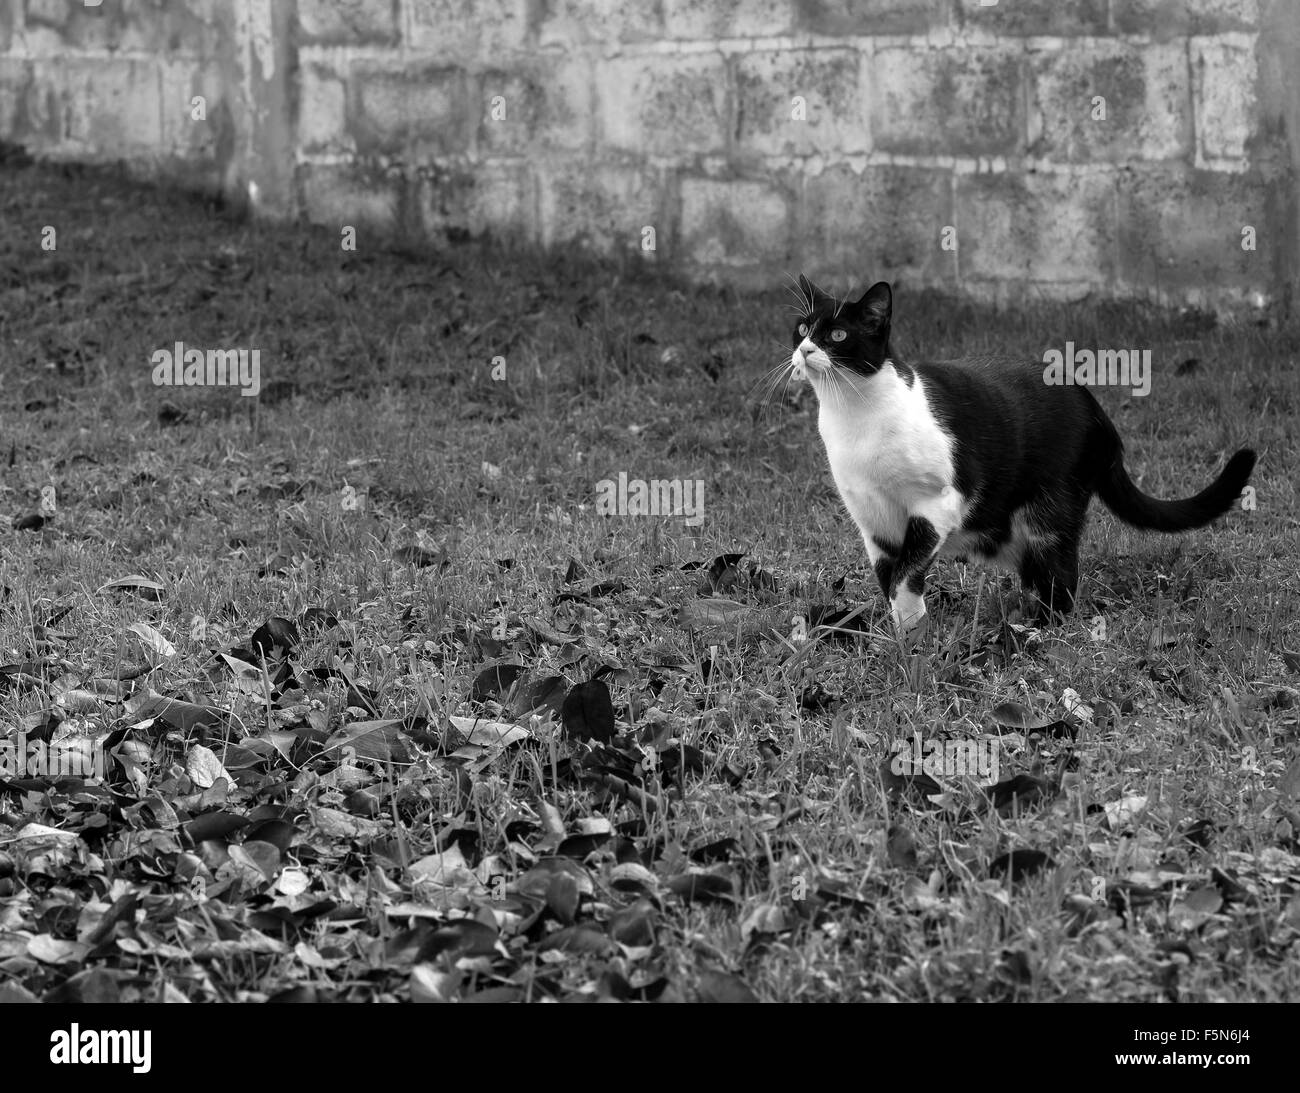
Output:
[0,159,1298,1002]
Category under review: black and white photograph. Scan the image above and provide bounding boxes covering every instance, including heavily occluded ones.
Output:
[0,0,1293,1044]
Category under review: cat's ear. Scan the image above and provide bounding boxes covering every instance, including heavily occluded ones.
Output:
[857,281,892,331]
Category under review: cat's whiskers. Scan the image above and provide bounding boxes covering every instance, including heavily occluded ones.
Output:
[804,359,843,413]
[784,273,813,316]
[829,370,856,415]
[749,348,800,412]
[831,362,870,406]
[750,369,787,411]
[818,360,870,416]
[777,368,799,410]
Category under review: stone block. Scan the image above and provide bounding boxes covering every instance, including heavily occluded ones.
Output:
[0,60,31,140]
[30,58,164,151]
[1116,164,1266,299]
[409,0,529,57]
[664,0,795,38]
[953,0,1108,36]
[25,0,225,56]
[477,56,592,155]
[871,45,1024,157]
[298,161,401,230]
[734,49,869,157]
[159,60,230,158]
[798,163,955,285]
[679,175,793,267]
[956,168,1117,286]
[538,0,664,45]
[299,62,351,153]
[297,0,398,45]
[1111,0,1260,37]
[1192,37,1256,161]
[1028,41,1191,162]
[537,163,668,251]
[597,53,728,157]
[796,0,949,37]
[349,64,469,157]
[419,159,535,240]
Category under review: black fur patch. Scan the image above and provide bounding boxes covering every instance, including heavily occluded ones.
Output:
[895,517,939,573]
[888,517,939,599]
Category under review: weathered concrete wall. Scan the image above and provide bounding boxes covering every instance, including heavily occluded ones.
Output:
[1,0,1296,311]
[1,1,235,192]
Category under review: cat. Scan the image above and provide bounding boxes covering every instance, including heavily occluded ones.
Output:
[787,276,1257,634]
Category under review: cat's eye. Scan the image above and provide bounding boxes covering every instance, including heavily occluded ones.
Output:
[831,329,847,342]
[797,323,809,337]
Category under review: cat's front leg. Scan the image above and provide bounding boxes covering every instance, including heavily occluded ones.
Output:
[860,531,896,603]
[890,576,927,633]
[889,516,943,634]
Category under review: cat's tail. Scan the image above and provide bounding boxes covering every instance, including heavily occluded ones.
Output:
[1098,447,1256,532]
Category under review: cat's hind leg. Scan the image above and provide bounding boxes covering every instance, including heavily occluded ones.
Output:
[1019,537,1079,621]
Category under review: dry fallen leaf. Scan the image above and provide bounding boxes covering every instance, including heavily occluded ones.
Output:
[410,963,459,1003]
[322,719,414,764]
[309,806,385,842]
[127,690,223,733]
[446,715,531,748]
[409,844,478,889]
[27,935,89,965]
[276,868,310,897]
[6,823,83,851]
[185,744,233,790]
[127,621,177,659]
[97,574,165,598]
[1104,795,1148,830]
[534,797,566,852]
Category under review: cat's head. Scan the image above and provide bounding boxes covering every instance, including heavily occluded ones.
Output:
[790,277,893,382]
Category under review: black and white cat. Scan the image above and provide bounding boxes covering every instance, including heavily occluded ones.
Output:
[788,276,1256,633]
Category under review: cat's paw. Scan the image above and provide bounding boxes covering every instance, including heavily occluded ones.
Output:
[890,590,928,636]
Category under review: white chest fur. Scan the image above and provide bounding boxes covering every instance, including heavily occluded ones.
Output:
[812,361,964,548]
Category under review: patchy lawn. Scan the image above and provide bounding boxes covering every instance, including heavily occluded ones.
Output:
[0,159,1298,1002]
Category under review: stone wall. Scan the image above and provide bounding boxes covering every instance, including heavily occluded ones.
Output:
[2,0,1297,310]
